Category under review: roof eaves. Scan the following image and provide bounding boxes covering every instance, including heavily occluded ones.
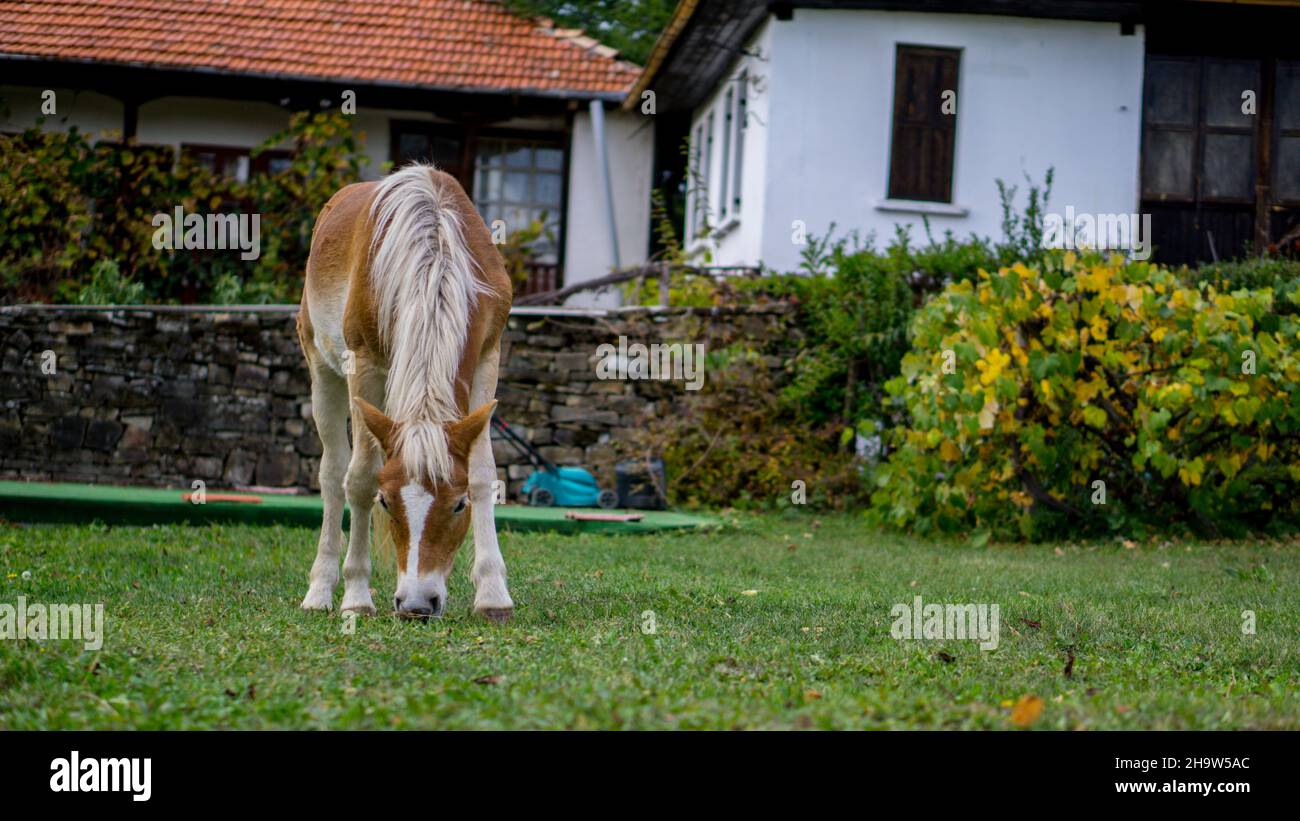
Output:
[621,0,701,111]
[0,51,631,102]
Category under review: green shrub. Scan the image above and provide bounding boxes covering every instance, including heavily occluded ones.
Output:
[871,251,1300,540]
[73,259,145,305]
[751,237,917,431]
[0,111,367,304]
[0,127,97,299]
[628,347,868,510]
[1181,254,1300,302]
[620,168,1058,507]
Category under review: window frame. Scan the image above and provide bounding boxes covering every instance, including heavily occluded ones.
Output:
[1273,60,1300,206]
[689,120,709,238]
[732,70,748,217]
[886,44,961,204]
[181,143,292,181]
[388,119,472,187]
[471,129,568,265]
[1140,56,1261,206]
[719,87,734,221]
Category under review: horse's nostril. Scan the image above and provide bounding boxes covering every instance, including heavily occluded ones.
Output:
[429,596,441,614]
[393,596,403,610]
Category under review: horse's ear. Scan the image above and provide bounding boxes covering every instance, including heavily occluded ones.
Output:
[353,397,396,457]
[448,400,496,458]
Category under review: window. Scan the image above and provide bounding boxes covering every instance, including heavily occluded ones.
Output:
[389,121,467,183]
[473,136,564,262]
[1276,61,1300,204]
[732,71,748,216]
[1141,57,1259,203]
[182,144,291,182]
[689,121,706,237]
[719,88,734,220]
[887,45,960,203]
[689,113,715,237]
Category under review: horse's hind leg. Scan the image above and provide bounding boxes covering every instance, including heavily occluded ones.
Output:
[301,354,351,611]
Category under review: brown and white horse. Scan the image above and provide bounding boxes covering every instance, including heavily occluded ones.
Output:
[296,164,514,622]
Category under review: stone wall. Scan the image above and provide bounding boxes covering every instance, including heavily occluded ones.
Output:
[0,304,798,498]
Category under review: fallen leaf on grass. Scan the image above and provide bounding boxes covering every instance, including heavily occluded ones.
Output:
[740,589,758,596]
[474,675,501,686]
[1009,694,1044,727]
[1020,618,1042,629]
[224,684,256,701]
[935,651,955,664]
[803,689,822,701]
[1063,646,1076,679]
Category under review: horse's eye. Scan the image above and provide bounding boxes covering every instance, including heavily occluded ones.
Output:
[453,497,468,514]
[376,492,388,510]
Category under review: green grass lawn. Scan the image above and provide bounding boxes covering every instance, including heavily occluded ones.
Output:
[1,512,1296,729]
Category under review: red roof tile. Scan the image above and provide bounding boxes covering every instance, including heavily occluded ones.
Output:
[0,0,639,97]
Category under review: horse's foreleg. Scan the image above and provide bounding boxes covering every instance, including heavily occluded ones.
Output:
[340,361,385,615]
[468,347,513,622]
[302,358,350,611]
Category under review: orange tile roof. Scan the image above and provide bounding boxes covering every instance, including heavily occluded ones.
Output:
[0,0,640,98]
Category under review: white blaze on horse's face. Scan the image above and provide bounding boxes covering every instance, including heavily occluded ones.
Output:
[354,397,495,620]
[393,483,449,617]
[378,472,472,619]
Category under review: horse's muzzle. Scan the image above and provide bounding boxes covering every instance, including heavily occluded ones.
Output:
[394,595,441,619]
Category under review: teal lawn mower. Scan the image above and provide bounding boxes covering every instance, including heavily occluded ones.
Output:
[491,417,619,509]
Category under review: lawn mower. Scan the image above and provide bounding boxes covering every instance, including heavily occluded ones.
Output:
[491,417,619,509]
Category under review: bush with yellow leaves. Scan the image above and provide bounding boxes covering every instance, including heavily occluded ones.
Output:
[870,251,1300,540]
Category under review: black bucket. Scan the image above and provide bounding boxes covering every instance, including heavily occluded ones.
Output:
[616,457,667,510]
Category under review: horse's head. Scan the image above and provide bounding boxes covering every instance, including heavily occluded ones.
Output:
[352,397,495,618]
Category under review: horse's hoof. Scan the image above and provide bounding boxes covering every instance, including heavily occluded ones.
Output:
[477,607,513,624]
[301,589,334,611]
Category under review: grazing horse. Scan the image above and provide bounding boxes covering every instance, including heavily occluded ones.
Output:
[296,164,514,622]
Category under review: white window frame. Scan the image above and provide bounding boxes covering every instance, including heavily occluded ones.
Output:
[690,122,706,237]
[719,88,734,221]
[732,71,747,217]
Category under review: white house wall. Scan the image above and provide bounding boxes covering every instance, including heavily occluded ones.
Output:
[563,107,654,307]
[1,85,126,137]
[687,10,1146,272]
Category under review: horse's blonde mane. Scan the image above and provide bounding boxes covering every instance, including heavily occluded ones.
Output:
[368,164,490,482]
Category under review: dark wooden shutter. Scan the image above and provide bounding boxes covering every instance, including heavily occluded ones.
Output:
[888,45,960,203]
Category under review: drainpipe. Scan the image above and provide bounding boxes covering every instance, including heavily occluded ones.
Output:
[589,99,621,271]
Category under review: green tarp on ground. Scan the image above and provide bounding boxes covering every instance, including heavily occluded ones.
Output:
[0,481,711,534]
